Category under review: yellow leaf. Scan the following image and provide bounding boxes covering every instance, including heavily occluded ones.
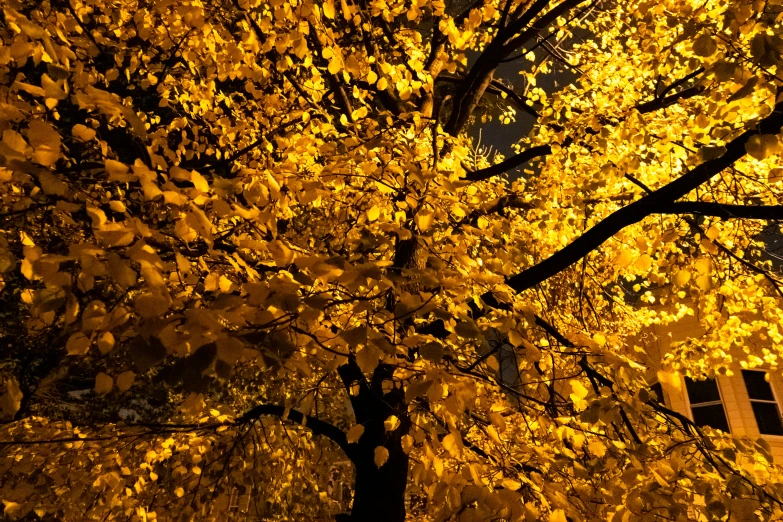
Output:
[97,331,115,354]
[105,201,125,214]
[347,424,365,443]
[485,354,499,372]
[587,439,606,457]
[486,425,502,446]
[673,269,691,287]
[692,33,717,56]
[0,378,23,418]
[72,124,96,141]
[105,160,132,182]
[614,249,633,268]
[175,487,185,498]
[694,257,712,274]
[27,120,61,151]
[657,370,681,391]
[384,415,400,432]
[549,509,567,522]
[420,342,444,361]
[134,292,171,319]
[38,171,67,195]
[745,134,780,161]
[328,57,341,75]
[95,372,113,394]
[442,432,462,458]
[267,240,294,266]
[1,501,22,517]
[521,339,541,362]
[108,256,137,288]
[41,73,67,100]
[502,477,521,491]
[190,170,209,193]
[377,77,388,90]
[634,254,652,272]
[345,54,361,76]
[322,0,335,18]
[355,345,380,373]
[367,205,380,222]
[768,168,783,184]
[569,379,588,401]
[374,446,389,467]
[116,371,136,392]
[175,218,198,243]
[14,82,45,97]
[401,434,413,453]
[66,332,91,356]
[180,393,205,415]
[414,211,433,231]
[3,129,27,153]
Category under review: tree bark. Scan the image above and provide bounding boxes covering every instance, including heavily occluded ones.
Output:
[348,431,409,522]
[337,359,410,522]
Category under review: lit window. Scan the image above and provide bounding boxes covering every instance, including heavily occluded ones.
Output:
[685,377,730,432]
[742,370,783,436]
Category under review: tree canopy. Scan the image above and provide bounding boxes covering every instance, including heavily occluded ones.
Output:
[1,0,783,520]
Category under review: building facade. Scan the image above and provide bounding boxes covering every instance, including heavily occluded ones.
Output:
[644,311,783,461]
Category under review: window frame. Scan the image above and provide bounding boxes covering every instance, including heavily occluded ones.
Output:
[742,369,783,437]
[683,375,732,433]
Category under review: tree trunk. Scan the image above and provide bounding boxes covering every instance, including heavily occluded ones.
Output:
[348,439,409,522]
[338,361,410,522]
[340,230,420,521]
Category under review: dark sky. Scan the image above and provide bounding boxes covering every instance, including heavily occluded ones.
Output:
[465,48,576,168]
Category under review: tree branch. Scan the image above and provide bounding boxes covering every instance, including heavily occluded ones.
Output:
[657,202,783,220]
[436,76,540,119]
[237,404,350,455]
[634,85,705,114]
[457,194,533,227]
[502,101,783,293]
[464,144,552,181]
[658,67,704,99]
[445,0,587,135]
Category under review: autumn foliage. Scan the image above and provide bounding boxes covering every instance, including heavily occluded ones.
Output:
[2,0,783,520]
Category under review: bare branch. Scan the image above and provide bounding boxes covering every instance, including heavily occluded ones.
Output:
[657,202,783,220]
[464,145,552,181]
[237,404,350,455]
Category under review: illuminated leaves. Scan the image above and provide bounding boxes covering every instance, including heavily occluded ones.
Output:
[0,0,782,520]
[441,432,462,458]
[94,372,113,394]
[346,424,365,444]
[745,135,781,161]
[692,33,718,57]
[0,378,22,418]
[72,124,96,142]
[549,509,567,522]
[366,205,380,222]
[657,370,681,391]
[569,380,589,410]
[373,446,389,467]
[116,371,136,392]
[66,332,91,356]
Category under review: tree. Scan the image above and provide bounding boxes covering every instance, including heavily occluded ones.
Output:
[1,0,783,520]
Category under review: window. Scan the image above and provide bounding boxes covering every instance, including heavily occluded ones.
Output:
[685,377,730,432]
[228,487,239,512]
[742,370,783,436]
